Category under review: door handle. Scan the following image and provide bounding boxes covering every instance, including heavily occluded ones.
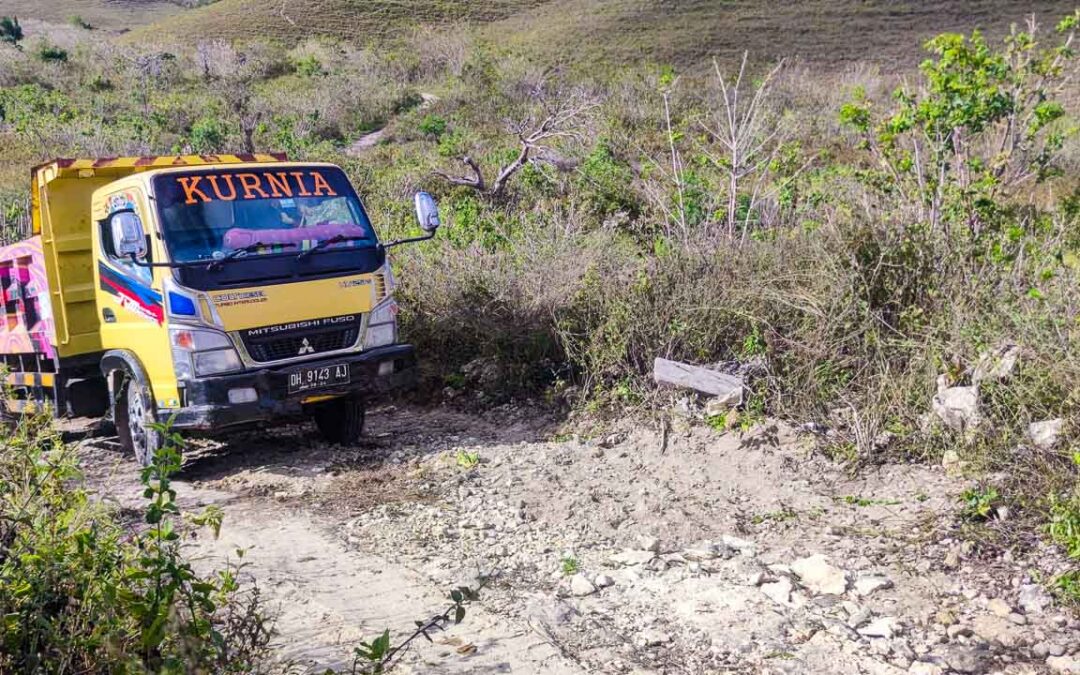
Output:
[102,308,116,323]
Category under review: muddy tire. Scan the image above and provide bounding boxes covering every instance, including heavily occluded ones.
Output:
[116,376,160,467]
[312,397,365,445]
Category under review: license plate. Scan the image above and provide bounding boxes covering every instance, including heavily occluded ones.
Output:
[288,363,350,394]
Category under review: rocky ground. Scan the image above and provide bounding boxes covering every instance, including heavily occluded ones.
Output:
[76,401,1079,674]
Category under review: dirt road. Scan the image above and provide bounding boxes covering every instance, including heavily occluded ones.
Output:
[78,404,1080,674]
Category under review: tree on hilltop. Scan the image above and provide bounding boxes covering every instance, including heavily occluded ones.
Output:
[0,16,23,47]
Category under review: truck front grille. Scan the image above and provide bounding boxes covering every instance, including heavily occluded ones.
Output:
[243,326,360,363]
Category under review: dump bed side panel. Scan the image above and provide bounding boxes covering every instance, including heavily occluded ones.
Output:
[35,172,112,358]
[0,236,57,358]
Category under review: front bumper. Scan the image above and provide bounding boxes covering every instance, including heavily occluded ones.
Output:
[165,344,416,432]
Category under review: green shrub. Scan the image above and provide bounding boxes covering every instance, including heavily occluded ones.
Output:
[188,115,229,153]
[576,140,639,221]
[418,113,447,139]
[0,16,21,45]
[34,42,68,63]
[0,414,272,672]
[292,54,324,77]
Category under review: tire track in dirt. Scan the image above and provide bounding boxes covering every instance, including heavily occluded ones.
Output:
[76,408,578,674]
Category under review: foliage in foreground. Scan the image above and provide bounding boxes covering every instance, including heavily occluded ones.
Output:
[0,413,273,673]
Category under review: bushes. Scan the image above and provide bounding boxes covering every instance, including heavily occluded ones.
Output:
[0,414,273,673]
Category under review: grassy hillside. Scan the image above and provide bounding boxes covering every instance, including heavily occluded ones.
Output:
[0,0,184,31]
[131,0,1080,68]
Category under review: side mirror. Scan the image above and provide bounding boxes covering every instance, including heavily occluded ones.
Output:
[109,210,147,259]
[414,192,441,234]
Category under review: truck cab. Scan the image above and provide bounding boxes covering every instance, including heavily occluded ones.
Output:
[4,154,440,465]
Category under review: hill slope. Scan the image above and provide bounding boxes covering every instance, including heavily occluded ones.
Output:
[133,0,1080,68]
[0,0,184,31]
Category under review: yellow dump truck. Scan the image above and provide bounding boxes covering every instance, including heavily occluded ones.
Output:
[0,154,441,465]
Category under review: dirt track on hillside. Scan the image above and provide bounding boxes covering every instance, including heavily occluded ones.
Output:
[77,404,1080,674]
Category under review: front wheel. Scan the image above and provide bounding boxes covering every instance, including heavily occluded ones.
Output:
[311,397,365,445]
[116,377,160,467]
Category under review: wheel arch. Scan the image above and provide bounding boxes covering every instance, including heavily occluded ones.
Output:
[100,350,153,411]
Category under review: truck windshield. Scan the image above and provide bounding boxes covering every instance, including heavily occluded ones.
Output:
[153,167,376,264]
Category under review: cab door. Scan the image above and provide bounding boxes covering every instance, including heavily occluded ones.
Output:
[95,186,179,410]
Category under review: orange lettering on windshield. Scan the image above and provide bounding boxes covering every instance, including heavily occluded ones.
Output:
[207,174,238,201]
[265,172,293,198]
[290,172,313,196]
[237,173,269,199]
[311,171,337,196]
[177,176,211,204]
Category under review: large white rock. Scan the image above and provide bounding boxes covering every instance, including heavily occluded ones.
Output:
[1028,419,1064,450]
[790,554,848,595]
[972,344,1020,384]
[569,573,596,597]
[932,386,981,433]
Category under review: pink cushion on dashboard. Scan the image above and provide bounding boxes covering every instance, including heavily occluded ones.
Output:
[223,223,368,249]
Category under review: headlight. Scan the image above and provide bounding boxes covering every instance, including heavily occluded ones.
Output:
[364,323,397,349]
[364,299,398,349]
[170,328,233,351]
[169,326,242,377]
[193,349,243,376]
[367,299,398,326]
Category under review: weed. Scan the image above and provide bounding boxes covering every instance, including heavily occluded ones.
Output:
[960,486,1001,522]
[705,412,730,432]
[560,556,580,576]
[751,507,798,525]
[837,495,901,507]
[1052,570,1080,605]
[455,449,480,470]
[443,372,466,390]
[1048,490,1080,558]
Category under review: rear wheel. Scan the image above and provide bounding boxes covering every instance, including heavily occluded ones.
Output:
[312,397,365,445]
[116,377,160,467]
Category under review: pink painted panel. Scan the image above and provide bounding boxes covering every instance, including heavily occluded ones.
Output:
[0,236,57,358]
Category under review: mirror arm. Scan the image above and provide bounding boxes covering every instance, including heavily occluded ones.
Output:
[380,231,437,250]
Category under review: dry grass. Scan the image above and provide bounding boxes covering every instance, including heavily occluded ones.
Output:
[0,0,184,32]
[112,0,1080,70]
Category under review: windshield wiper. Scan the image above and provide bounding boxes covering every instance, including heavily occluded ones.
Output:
[208,241,297,271]
[296,235,369,260]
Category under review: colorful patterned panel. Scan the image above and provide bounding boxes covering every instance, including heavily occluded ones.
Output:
[0,236,57,357]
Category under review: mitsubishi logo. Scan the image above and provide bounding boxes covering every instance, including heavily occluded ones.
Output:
[298,338,315,355]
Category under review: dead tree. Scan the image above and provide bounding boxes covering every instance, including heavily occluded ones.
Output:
[434,79,598,198]
[702,52,789,240]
